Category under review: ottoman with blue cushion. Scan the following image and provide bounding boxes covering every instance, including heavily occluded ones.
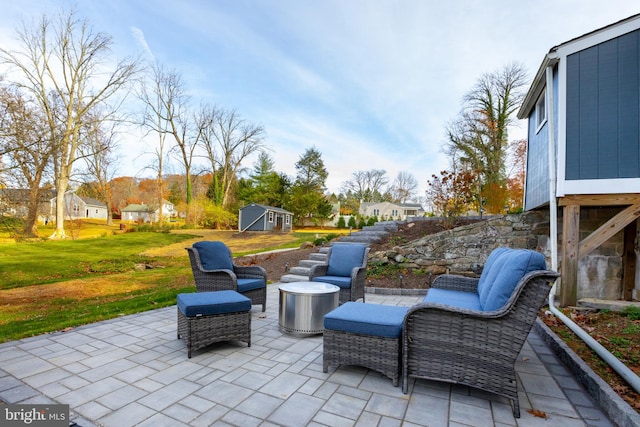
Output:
[177,290,251,358]
[323,302,409,386]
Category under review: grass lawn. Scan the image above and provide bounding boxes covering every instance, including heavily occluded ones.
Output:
[0,221,345,343]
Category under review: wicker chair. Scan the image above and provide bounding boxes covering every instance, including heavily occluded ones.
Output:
[186,241,267,312]
[402,268,559,418]
[309,243,370,304]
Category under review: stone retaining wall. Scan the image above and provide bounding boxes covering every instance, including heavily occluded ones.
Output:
[370,211,551,276]
[370,210,637,300]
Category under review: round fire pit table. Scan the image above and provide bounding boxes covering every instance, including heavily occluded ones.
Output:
[278,282,340,336]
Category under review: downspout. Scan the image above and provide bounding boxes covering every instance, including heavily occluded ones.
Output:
[544,64,640,393]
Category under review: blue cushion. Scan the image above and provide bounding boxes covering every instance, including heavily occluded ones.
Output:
[326,244,366,277]
[177,290,251,317]
[237,278,266,292]
[423,288,482,311]
[312,276,352,289]
[482,249,547,311]
[477,247,510,308]
[478,248,512,307]
[324,302,409,338]
[193,241,234,271]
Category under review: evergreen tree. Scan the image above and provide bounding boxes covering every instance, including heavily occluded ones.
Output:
[286,147,331,225]
[238,152,289,207]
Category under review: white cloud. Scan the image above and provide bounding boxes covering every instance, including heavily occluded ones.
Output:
[129,26,154,62]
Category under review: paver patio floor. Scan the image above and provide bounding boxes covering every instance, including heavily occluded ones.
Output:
[0,285,614,426]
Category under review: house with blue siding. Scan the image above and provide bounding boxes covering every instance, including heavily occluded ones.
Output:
[238,204,293,232]
[518,14,640,305]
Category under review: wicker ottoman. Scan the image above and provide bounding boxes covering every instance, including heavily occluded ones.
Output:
[177,290,251,358]
[323,302,409,386]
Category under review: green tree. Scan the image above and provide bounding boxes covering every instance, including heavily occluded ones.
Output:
[286,147,331,225]
[238,152,289,207]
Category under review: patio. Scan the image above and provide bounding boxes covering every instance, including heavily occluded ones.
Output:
[0,285,614,427]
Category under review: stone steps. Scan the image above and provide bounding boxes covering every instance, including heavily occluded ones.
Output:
[278,228,386,282]
[337,221,402,244]
[279,247,330,283]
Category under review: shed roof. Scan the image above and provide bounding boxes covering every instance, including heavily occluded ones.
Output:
[240,203,292,214]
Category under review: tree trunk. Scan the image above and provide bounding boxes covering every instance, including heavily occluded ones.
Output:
[51,175,70,239]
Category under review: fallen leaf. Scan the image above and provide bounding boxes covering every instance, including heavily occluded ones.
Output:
[527,409,547,419]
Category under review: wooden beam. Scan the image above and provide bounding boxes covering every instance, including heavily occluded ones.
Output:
[622,220,638,301]
[561,204,580,307]
[579,204,640,258]
[559,194,640,206]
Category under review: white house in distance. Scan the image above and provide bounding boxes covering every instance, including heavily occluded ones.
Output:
[359,201,424,220]
[121,200,177,223]
[49,191,108,220]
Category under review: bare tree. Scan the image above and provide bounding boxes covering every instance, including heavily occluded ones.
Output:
[199,106,266,209]
[340,169,389,203]
[78,111,119,225]
[390,171,418,203]
[0,9,140,238]
[0,85,54,235]
[138,63,181,226]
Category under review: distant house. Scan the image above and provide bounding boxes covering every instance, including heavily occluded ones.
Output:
[239,204,293,232]
[517,13,640,305]
[121,200,177,223]
[0,188,54,220]
[359,201,424,220]
[50,191,108,220]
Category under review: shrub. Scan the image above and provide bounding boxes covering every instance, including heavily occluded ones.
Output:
[348,216,357,228]
[622,305,640,321]
[336,216,346,229]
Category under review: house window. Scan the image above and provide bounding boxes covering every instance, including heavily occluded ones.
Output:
[373,209,379,216]
[391,209,398,217]
[268,211,274,222]
[285,215,290,225]
[535,91,547,132]
[73,204,80,214]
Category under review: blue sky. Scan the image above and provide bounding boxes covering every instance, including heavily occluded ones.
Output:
[1,1,639,196]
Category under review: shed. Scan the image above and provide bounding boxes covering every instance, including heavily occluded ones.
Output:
[518,13,640,305]
[239,204,293,232]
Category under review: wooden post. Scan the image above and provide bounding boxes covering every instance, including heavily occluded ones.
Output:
[622,220,637,301]
[561,204,580,306]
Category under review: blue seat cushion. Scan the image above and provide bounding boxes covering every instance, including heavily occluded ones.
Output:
[193,241,234,271]
[324,302,409,338]
[477,247,510,308]
[482,249,547,311]
[312,276,352,289]
[423,288,482,311]
[177,290,251,317]
[326,244,366,277]
[237,278,266,292]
